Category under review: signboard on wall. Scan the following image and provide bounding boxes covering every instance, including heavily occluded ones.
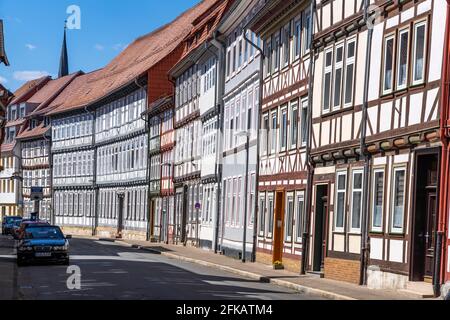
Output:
[30,187,44,201]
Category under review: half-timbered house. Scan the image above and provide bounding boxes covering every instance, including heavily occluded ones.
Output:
[16,72,81,221]
[362,0,447,294]
[170,0,233,248]
[0,77,50,218]
[250,0,313,271]
[215,0,264,260]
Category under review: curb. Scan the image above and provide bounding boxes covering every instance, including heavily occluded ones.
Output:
[132,243,354,300]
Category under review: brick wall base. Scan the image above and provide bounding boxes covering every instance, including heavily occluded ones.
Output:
[256,251,301,273]
[324,257,361,284]
[61,226,93,237]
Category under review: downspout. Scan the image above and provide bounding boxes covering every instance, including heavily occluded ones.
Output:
[210,33,226,254]
[84,105,97,236]
[301,0,316,275]
[359,0,374,286]
[243,28,264,263]
[436,0,450,298]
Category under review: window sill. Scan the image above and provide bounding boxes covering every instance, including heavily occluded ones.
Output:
[321,105,354,119]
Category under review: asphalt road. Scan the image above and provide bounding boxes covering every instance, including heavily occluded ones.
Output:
[0,235,324,300]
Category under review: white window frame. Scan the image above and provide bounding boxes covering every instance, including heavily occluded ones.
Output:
[335,171,347,232]
[285,193,294,242]
[290,101,298,149]
[371,168,385,233]
[344,37,357,107]
[350,169,364,234]
[295,191,305,243]
[396,27,410,91]
[322,47,333,113]
[411,20,428,86]
[390,166,407,234]
[267,193,274,238]
[382,33,396,95]
[332,42,345,111]
[270,110,277,154]
[280,106,288,152]
[301,97,308,147]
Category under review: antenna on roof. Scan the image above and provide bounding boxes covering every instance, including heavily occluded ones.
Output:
[58,20,69,78]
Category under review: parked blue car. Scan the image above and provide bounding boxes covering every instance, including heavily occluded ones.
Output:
[16,225,71,266]
[2,216,22,235]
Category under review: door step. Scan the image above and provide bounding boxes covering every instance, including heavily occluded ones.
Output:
[398,282,435,299]
[307,271,325,278]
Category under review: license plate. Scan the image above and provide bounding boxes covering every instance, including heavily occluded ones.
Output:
[35,252,52,257]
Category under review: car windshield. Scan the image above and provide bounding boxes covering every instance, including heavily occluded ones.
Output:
[14,221,22,227]
[24,227,64,240]
[5,217,21,224]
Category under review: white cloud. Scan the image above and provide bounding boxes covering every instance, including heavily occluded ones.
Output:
[25,44,37,50]
[13,71,50,82]
[94,44,105,51]
[0,76,7,84]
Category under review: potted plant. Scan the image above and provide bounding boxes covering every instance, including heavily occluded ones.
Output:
[273,260,284,270]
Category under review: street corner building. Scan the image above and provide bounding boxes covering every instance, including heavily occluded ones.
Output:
[1,76,51,217]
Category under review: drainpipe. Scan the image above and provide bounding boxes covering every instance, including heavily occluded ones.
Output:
[437,0,450,298]
[301,0,316,275]
[210,33,226,254]
[359,0,374,286]
[243,29,264,263]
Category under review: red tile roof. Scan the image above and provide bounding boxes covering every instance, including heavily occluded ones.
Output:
[9,76,51,105]
[48,0,219,117]
[16,123,49,141]
[176,0,234,67]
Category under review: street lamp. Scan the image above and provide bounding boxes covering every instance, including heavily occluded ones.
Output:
[235,129,251,263]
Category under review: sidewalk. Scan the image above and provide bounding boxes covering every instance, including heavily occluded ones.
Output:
[101,237,423,300]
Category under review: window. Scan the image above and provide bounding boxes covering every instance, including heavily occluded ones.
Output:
[323,49,333,112]
[282,23,291,67]
[280,108,287,151]
[294,18,302,58]
[267,195,274,237]
[351,170,363,233]
[301,98,308,146]
[270,111,277,154]
[335,172,347,231]
[259,196,266,235]
[391,167,406,233]
[285,194,294,242]
[397,28,410,90]
[262,114,269,155]
[296,193,304,242]
[412,21,427,85]
[290,103,298,148]
[303,9,311,54]
[383,34,395,94]
[333,43,344,110]
[272,32,280,72]
[371,169,384,232]
[344,39,356,106]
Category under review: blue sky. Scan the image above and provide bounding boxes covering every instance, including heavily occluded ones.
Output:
[0,0,201,92]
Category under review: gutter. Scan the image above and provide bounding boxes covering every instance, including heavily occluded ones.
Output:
[436,0,450,298]
[359,0,374,286]
[210,32,226,254]
[301,0,316,275]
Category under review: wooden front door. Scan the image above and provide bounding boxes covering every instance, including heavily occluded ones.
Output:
[424,192,437,278]
[272,190,285,264]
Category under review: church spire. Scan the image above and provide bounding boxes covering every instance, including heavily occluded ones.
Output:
[58,21,69,78]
